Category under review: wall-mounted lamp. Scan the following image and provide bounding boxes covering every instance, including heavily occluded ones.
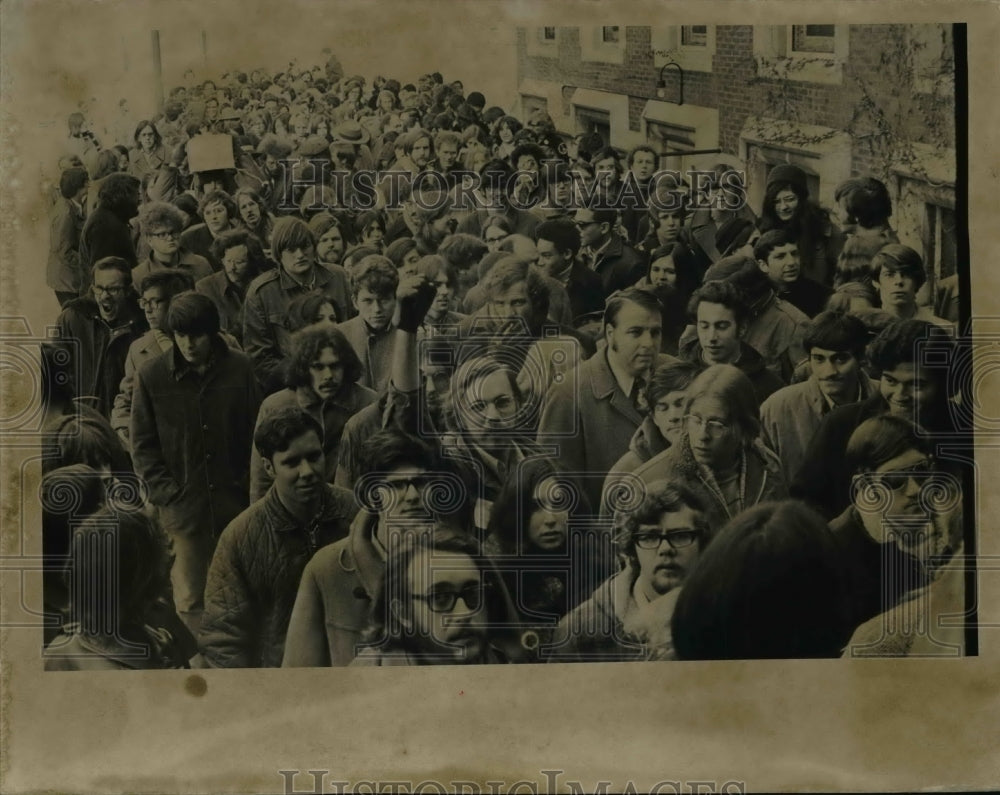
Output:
[656,61,684,105]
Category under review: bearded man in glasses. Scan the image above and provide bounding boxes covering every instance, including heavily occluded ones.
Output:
[351,532,524,666]
[548,481,710,662]
[282,429,479,667]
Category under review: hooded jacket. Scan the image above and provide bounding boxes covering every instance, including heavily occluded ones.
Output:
[200,483,358,668]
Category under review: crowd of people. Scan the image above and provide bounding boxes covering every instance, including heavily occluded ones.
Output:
[40,57,969,670]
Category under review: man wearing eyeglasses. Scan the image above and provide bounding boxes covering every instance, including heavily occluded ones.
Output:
[832,414,961,636]
[56,256,148,417]
[549,481,709,662]
[282,429,476,667]
[351,532,523,666]
[130,202,213,292]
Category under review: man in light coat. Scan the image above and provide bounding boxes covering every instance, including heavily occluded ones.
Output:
[760,310,875,481]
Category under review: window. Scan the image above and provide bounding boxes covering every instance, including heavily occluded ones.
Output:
[576,108,611,148]
[580,26,627,64]
[790,25,836,54]
[925,202,958,280]
[645,120,695,172]
[753,25,848,84]
[526,26,559,58]
[650,26,715,73]
[681,25,707,47]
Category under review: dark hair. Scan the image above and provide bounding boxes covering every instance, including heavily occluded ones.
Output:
[45,414,126,472]
[671,500,853,659]
[350,255,398,298]
[648,359,701,407]
[870,244,927,292]
[139,201,186,235]
[439,233,489,270]
[866,318,954,377]
[97,173,140,215]
[385,237,419,270]
[59,167,89,199]
[271,216,316,263]
[845,414,933,476]
[67,509,172,628]
[687,280,749,327]
[209,228,267,277]
[414,254,458,289]
[482,258,549,316]
[253,405,324,460]
[286,290,340,331]
[835,177,892,229]
[360,429,441,477]
[364,530,502,649]
[132,119,163,149]
[804,310,869,360]
[627,144,658,167]
[536,218,581,257]
[510,142,545,169]
[616,480,710,572]
[487,457,590,555]
[286,324,363,389]
[753,228,797,263]
[91,255,132,284]
[165,291,221,336]
[603,286,663,328]
[138,269,194,298]
[198,189,237,219]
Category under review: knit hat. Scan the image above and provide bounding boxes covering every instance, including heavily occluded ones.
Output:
[765,163,809,197]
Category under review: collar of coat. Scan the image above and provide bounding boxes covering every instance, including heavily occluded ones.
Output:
[667,433,782,499]
[261,482,354,534]
[276,263,337,293]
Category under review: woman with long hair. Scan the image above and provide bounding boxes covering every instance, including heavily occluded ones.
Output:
[757,164,844,288]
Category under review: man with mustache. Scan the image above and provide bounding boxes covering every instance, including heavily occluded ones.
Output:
[282,430,475,667]
[351,532,523,666]
[791,319,960,520]
[200,407,357,668]
[754,229,830,318]
[549,481,710,662]
[760,310,875,481]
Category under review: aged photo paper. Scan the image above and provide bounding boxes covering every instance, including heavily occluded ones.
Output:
[1,0,998,792]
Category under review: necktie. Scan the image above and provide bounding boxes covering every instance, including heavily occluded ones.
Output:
[630,376,648,414]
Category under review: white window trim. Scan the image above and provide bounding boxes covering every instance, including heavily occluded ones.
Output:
[570,87,644,151]
[650,26,716,73]
[526,27,560,59]
[517,78,571,134]
[752,25,848,85]
[580,26,627,65]
[641,100,720,170]
[739,115,852,210]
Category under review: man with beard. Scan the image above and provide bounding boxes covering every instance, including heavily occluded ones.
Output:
[248,325,377,501]
[200,407,358,668]
[57,257,148,418]
[196,229,269,345]
[351,532,523,665]
[282,430,475,666]
[255,134,296,215]
[244,217,354,394]
[131,202,213,290]
[456,159,541,239]
[538,287,671,511]
[550,481,710,661]
[430,130,462,189]
[791,319,960,519]
[760,310,876,481]
[335,255,400,393]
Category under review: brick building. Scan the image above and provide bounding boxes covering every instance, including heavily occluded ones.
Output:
[516,24,958,288]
